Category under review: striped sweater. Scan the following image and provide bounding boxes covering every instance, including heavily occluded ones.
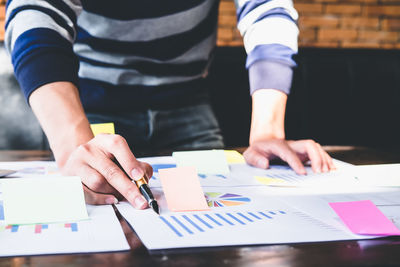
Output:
[5,0,299,111]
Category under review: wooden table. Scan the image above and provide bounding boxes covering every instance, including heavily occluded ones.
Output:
[1,146,400,267]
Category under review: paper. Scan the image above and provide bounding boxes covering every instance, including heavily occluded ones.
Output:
[329,200,400,236]
[90,122,115,136]
[2,176,88,224]
[159,167,210,212]
[117,186,379,250]
[352,164,400,187]
[0,204,129,257]
[0,169,15,177]
[224,150,245,164]
[255,176,288,186]
[173,150,230,174]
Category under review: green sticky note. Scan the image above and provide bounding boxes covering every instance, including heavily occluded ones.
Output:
[90,123,115,136]
[173,150,230,174]
[2,176,89,225]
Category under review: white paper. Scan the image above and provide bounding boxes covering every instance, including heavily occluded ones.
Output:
[0,161,130,257]
[116,186,377,250]
[0,201,129,257]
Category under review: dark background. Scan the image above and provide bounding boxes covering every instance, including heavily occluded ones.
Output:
[1,44,400,150]
[208,47,400,149]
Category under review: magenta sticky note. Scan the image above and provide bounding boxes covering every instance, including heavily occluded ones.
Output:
[329,200,400,236]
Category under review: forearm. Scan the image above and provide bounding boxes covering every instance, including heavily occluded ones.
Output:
[249,89,287,144]
[29,82,94,166]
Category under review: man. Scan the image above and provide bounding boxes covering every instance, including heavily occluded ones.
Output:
[5,0,334,209]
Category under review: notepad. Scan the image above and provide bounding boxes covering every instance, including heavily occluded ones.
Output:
[2,176,89,225]
[329,200,400,236]
[159,167,210,212]
[173,150,229,174]
[90,122,115,136]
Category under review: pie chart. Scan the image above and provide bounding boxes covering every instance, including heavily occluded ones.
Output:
[205,192,251,207]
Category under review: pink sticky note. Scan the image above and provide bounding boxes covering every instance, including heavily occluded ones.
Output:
[159,166,210,212]
[329,200,400,236]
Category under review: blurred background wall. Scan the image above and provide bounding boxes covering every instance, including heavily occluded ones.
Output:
[1,1,400,149]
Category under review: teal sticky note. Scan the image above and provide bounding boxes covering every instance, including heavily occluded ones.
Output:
[2,176,89,225]
[172,150,230,175]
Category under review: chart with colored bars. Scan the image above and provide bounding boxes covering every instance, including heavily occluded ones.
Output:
[159,210,287,237]
[0,200,78,234]
[205,192,251,207]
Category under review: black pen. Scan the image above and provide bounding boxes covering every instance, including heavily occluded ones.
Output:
[134,177,160,215]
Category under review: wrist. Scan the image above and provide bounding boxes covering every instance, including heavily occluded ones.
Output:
[249,89,287,144]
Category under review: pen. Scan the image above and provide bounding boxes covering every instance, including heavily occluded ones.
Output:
[134,177,160,215]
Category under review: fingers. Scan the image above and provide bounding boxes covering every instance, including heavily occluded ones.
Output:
[77,163,119,195]
[243,147,270,169]
[84,151,148,209]
[93,134,148,182]
[83,185,118,205]
[245,140,306,175]
[288,140,335,173]
[268,142,306,175]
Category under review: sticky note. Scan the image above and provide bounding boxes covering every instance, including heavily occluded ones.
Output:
[90,123,115,136]
[173,150,230,174]
[159,167,210,212]
[329,200,400,236]
[2,176,89,225]
[255,176,288,186]
[224,150,245,164]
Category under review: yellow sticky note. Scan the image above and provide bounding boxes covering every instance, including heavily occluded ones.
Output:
[90,123,115,136]
[159,167,210,212]
[2,176,89,225]
[224,150,245,164]
[255,176,288,186]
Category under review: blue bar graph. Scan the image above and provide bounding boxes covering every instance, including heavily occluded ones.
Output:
[70,223,78,232]
[193,214,213,229]
[248,212,261,220]
[0,201,4,221]
[205,214,222,226]
[182,215,204,232]
[160,216,182,237]
[259,211,272,219]
[171,216,193,234]
[226,213,245,225]
[215,213,234,225]
[160,210,288,237]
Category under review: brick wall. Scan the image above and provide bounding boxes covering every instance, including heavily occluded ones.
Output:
[1,0,399,49]
[0,0,5,42]
[219,0,400,49]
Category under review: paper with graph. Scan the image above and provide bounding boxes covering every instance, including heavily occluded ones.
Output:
[0,164,129,257]
[116,186,382,250]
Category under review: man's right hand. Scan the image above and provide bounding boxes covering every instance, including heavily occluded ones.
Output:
[29,82,152,208]
[62,134,153,208]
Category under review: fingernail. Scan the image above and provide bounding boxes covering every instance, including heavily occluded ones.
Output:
[134,195,147,208]
[323,165,329,172]
[106,197,118,205]
[131,168,144,180]
[257,158,267,169]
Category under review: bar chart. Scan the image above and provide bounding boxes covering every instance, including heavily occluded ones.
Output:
[159,210,287,237]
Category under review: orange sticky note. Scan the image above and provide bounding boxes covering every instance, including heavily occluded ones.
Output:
[159,167,210,212]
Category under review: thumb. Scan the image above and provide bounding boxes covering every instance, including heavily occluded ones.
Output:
[243,148,270,169]
[83,185,119,205]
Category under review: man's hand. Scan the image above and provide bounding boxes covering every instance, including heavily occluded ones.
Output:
[244,139,336,175]
[248,89,335,174]
[62,134,153,207]
[29,82,152,208]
